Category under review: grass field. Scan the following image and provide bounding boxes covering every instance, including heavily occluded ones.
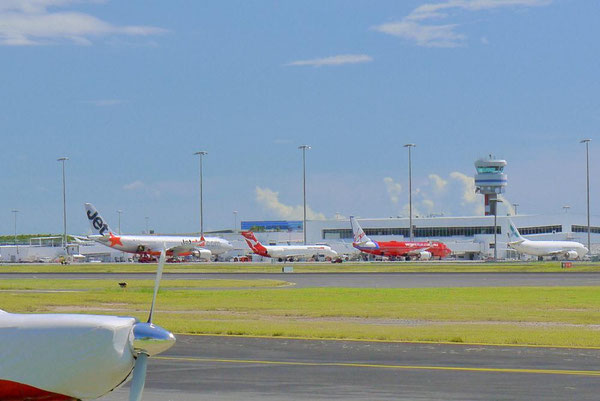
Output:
[2,278,600,347]
[2,261,600,273]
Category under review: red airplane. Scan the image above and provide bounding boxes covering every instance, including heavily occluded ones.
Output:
[350,216,451,260]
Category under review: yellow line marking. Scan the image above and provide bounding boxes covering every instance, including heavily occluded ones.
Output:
[177,333,600,350]
[155,356,600,377]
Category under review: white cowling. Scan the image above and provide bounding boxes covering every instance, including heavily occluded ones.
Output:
[564,250,579,260]
[192,249,212,260]
[418,251,432,260]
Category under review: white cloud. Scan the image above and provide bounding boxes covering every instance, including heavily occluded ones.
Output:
[123,180,145,191]
[449,171,478,204]
[255,187,326,220]
[373,0,550,47]
[0,0,166,46]
[384,171,495,217]
[375,21,465,48]
[498,194,516,216]
[383,177,402,205]
[286,54,373,67]
[428,174,448,194]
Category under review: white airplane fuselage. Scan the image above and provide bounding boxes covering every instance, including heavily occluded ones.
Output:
[509,239,588,258]
[262,245,338,259]
[93,234,233,256]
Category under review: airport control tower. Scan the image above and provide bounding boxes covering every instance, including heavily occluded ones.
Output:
[474,156,507,216]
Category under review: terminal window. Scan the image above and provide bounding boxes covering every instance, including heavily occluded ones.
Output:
[518,225,562,235]
[322,226,501,239]
[572,225,600,234]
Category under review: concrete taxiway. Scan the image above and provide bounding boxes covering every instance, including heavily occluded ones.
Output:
[4,272,600,288]
[99,334,600,400]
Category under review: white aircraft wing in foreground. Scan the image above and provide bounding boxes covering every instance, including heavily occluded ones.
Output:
[0,248,175,400]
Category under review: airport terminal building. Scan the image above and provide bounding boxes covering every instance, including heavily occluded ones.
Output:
[304,213,600,260]
[2,213,598,262]
[234,212,600,261]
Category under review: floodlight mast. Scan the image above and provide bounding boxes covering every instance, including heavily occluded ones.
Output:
[194,151,208,238]
[580,139,592,255]
[57,157,68,251]
[117,210,123,235]
[11,210,19,255]
[298,145,311,245]
[404,144,416,241]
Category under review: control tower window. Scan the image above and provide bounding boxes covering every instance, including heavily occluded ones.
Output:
[476,166,504,174]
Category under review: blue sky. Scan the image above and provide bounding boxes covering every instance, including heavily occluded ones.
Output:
[1,0,599,235]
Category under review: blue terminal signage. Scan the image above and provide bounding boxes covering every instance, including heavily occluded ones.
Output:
[241,221,303,232]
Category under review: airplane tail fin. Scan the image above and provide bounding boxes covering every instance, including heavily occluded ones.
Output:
[507,218,525,242]
[84,203,112,235]
[350,216,372,244]
[241,231,267,254]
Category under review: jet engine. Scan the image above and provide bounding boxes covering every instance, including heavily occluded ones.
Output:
[564,250,579,260]
[192,249,212,260]
[418,251,432,260]
[358,240,378,248]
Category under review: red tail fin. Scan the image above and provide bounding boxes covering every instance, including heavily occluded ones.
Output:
[241,231,268,256]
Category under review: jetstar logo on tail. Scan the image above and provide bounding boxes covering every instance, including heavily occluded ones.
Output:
[87,210,110,235]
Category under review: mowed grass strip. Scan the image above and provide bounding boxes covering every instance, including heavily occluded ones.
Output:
[2,261,600,273]
[161,317,600,348]
[2,282,600,346]
[0,279,289,290]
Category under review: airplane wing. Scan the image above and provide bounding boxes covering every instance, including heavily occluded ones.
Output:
[406,247,431,256]
[71,235,95,245]
[141,243,211,258]
[167,245,208,257]
[546,250,568,256]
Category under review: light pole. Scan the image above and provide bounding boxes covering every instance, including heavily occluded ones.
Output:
[194,151,208,238]
[117,210,123,235]
[512,203,519,216]
[563,205,571,214]
[298,145,311,244]
[11,210,19,249]
[491,199,503,261]
[580,139,591,255]
[57,157,68,251]
[404,144,416,241]
[145,216,149,234]
[233,210,238,233]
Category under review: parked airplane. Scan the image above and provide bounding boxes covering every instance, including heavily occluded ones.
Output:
[507,219,588,259]
[241,231,338,261]
[0,248,175,401]
[84,203,233,260]
[350,216,451,260]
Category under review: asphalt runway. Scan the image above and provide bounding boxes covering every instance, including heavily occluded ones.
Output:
[98,335,600,400]
[3,272,600,288]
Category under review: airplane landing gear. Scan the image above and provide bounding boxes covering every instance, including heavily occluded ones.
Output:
[136,252,157,263]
